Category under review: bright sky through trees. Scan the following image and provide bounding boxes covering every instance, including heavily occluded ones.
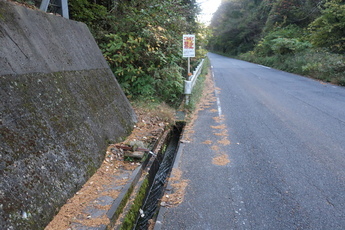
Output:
[197,0,222,25]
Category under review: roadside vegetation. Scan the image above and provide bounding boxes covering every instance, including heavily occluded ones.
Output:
[69,0,210,107]
[208,0,345,85]
[15,0,208,108]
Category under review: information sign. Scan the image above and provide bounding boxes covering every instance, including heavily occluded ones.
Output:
[183,34,195,57]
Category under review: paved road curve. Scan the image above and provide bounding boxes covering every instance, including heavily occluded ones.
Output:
[157,53,345,230]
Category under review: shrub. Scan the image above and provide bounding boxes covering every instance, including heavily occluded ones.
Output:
[254,25,311,56]
[101,33,155,98]
[154,65,184,106]
[308,0,345,53]
[240,48,345,85]
[299,49,345,82]
[271,38,312,55]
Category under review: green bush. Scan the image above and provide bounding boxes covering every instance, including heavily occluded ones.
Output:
[240,48,345,85]
[101,33,155,98]
[99,0,202,105]
[101,33,185,105]
[308,0,345,53]
[154,65,184,106]
[299,49,345,82]
[271,38,312,55]
[68,0,112,43]
[254,25,311,56]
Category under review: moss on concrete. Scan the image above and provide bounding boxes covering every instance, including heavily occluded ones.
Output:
[0,2,137,228]
[0,69,136,230]
[120,178,150,230]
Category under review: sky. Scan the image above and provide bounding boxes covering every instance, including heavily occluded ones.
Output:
[197,0,222,25]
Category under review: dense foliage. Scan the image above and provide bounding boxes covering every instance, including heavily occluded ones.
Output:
[16,0,204,106]
[68,0,204,106]
[308,0,345,53]
[209,0,344,85]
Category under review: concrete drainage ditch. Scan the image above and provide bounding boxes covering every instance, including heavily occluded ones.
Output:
[109,122,185,230]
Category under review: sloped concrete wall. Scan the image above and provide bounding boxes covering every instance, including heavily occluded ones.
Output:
[0,1,136,229]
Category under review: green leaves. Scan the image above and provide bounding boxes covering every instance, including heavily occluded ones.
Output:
[254,25,312,56]
[154,64,184,105]
[210,0,344,85]
[97,0,202,105]
[65,0,202,105]
[209,0,330,56]
[68,0,111,43]
[15,0,202,105]
[210,0,267,55]
[271,38,312,55]
[308,0,345,53]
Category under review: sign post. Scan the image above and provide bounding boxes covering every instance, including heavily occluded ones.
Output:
[183,34,196,77]
[183,34,195,105]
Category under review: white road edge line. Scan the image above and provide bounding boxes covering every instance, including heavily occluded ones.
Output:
[258,64,271,69]
[211,68,222,118]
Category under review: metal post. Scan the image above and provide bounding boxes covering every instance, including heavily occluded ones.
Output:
[40,0,50,12]
[188,57,190,79]
[60,0,69,19]
[186,95,190,105]
[40,0,69,19]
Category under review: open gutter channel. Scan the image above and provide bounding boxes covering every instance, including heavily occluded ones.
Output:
[118,122,184,230]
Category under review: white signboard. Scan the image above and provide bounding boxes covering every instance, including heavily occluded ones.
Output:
[183,34,195,57]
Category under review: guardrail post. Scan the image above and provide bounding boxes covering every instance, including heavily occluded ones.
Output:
[184,80,192,105]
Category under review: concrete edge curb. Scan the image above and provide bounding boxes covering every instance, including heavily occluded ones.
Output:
[153,140,186,230]
[104,127,171,229]
[106,165,143,228]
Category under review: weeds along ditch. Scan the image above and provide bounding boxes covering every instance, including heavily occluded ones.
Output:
[119,122,185,230]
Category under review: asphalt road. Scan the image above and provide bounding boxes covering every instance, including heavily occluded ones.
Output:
[157,53,345,230]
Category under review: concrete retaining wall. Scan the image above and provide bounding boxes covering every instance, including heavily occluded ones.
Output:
[0,1,137,229]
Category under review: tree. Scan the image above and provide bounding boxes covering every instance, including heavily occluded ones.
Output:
[15,0,202,105]
[209,0,268,55]
[99,0,200,105]
[68,0,114,43]
[309,0,345,53]
[208,0,328,55]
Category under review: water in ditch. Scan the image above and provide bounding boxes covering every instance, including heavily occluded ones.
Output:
[134,124,183,230]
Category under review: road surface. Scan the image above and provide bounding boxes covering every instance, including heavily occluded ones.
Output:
[157,53,345,230]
